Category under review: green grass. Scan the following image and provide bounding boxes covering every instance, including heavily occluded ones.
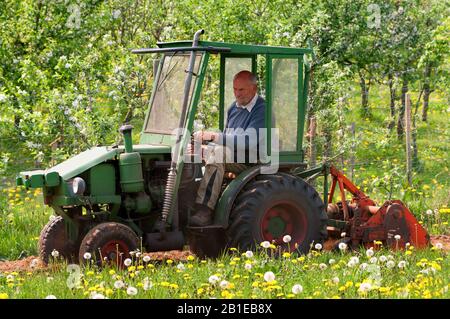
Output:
[0,245,448,299]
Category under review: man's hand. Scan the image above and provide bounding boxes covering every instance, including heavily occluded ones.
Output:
[193,131,217,143]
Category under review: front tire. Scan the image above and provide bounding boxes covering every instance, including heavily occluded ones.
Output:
[39,216,78,264]
[226,173,327,254]
[78,222,139,267]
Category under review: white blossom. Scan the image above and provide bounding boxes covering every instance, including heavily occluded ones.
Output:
[219,280,229,289]
[366,248,374,258]
[314,243,322,250]
[143,255,151,263]
[283,235,292,243]
[338,242,347,251]
[260,241,271,248]
[45,295,57,299]
[124,258,132,267]
[127,286,138,296]
[208,275,220,284]
[263,271,275,282]
[114,280,125,289]
[291,284,303,294]
[245,251,254,258]
[83,252,91,260]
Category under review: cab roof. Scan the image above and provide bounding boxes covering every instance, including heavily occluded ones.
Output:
[156,40,312,55]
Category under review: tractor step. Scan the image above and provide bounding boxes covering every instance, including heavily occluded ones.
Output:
[186,225,227,259]
[144,231,185,252]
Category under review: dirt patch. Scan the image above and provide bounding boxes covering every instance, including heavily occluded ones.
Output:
[0,256,45,273]
[430,235,450,251]
[0,250,194,273]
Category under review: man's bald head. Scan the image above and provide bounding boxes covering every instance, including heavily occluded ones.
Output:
[233,70,257,106]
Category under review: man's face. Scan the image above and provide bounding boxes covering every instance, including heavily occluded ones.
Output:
[233,77,257,106]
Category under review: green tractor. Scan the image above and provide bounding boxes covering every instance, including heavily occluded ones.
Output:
[17,30,328,265]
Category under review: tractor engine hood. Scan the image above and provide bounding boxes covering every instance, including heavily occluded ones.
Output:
[16,144,171,188]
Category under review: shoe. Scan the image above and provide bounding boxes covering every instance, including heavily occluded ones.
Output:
[190,204,214,227]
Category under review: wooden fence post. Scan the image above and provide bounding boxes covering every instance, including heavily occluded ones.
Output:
[405,94,412,185]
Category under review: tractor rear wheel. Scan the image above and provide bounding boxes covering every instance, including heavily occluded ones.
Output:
[78,222,139,267]
[226,173,327,254]
[39,216,78,265]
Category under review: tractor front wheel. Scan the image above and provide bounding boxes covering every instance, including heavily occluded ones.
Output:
[227,173,327,254]
[39,216,78,265]
[78,222,139,267]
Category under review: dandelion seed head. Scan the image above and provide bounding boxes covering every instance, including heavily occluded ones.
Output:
[283,235,292,243]
[263,271,275,282]
[291,284,303,294]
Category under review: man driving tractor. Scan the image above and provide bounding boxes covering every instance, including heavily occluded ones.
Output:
[190,70,266,226]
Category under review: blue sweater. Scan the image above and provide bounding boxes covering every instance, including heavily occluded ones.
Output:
[217,96,266,163]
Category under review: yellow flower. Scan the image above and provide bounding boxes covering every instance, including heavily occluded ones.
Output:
[0,293,8,299]
[109,269,116,275]
[179,293,188,298]
[105,289,113,296]
[197,288,204,295]
[282,252,291,258]
[187,255,195,261]
[166,259,173,265]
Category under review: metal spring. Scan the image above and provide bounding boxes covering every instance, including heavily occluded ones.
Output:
[160,168,176,223]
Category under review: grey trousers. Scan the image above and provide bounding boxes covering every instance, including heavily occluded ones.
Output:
[196,145,250,210]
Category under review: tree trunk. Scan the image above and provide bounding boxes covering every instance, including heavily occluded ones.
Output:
[388,73,396,130]
[359,72,370,116]
[397,78,408,140]
[422,63,432,122]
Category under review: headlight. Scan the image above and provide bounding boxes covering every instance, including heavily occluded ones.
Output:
[72,177,86,195]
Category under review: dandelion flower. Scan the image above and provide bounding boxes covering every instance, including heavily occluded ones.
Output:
[398,261,407,269]
[426,209,433,216]
[319,263,327,270]
[386,260,395,268]
[143,255,151,263]
[358,282,372,293]
[340,232,346,237]
[45,295,57,299]
[124,258,132,267]
[83,252,92,260]
[434,243,443,250]
[314,243,322,250]
[394,234,401,240]
[359,263,368,270]
[244,263,252,271]
[177,263,185,271]
[263,271,275,282]
[91,293,105,299]
[219,280,229,289]
[260,241,271,248]
[369,257,377,264]
[350,256,360,264]
[283,235,292,243]
[328,258,336,265]
[51,249,59,258]
[209,275,220,284]
[114,280,125,289]
[366,249,374,258]
[245,251,254,258]
[338,242,347,251]
[143,277,153,290]
[30,258,39,268]
[127,286,138,296]
[291,284,303,294]
[379,255,387,263]
[332,277,340,284]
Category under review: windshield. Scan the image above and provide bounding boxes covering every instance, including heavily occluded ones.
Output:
[145,53,202,134]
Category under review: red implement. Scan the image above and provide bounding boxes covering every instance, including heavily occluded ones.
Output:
[326,165,430,249]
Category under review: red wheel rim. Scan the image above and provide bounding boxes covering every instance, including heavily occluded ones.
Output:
[100,240,130,266]
[261,200,307,249]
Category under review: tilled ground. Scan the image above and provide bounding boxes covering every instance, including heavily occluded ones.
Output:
[0,235,448,273]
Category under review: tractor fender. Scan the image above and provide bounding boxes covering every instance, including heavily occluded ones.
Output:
[214,165,265,228]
